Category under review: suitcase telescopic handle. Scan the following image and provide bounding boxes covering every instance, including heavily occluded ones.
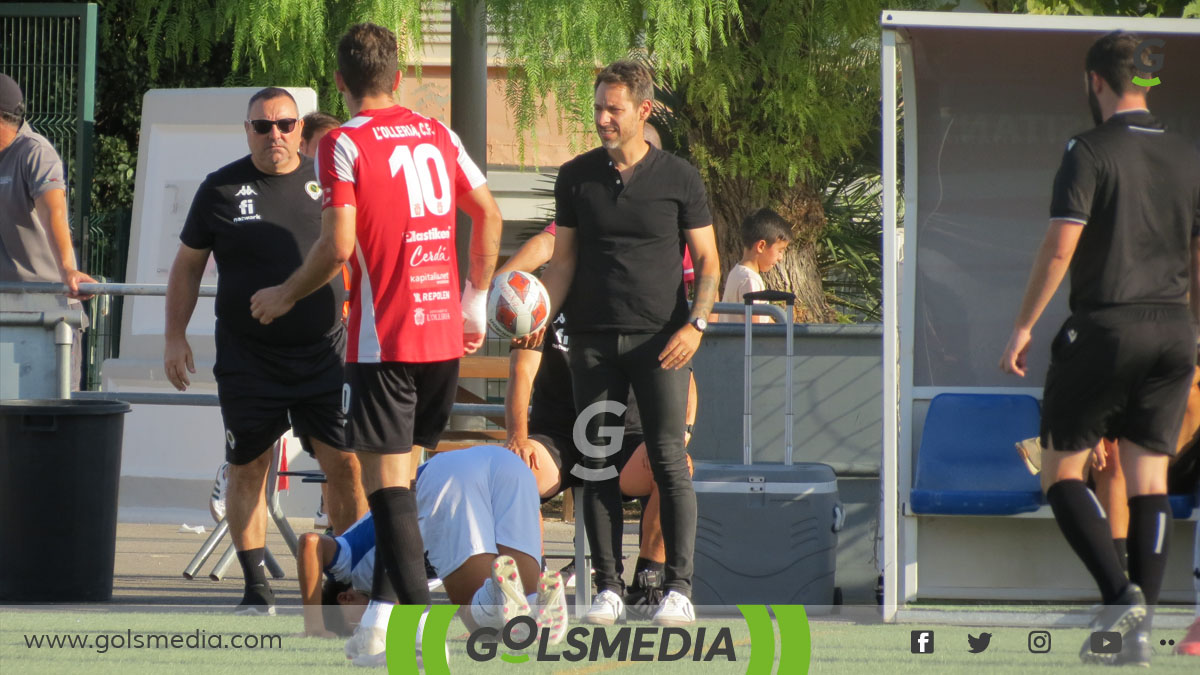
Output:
[742,290,796,305]
[742,290,796,466]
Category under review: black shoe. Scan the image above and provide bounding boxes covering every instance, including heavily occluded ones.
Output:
[1079,584,1147,665]
[624,568,664,621]
[1112,631,1152,668]
[559,560,575,577]
[425,551,439,580]
[234,583,276,616]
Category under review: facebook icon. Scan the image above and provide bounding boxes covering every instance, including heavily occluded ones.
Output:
[911,630,935,654]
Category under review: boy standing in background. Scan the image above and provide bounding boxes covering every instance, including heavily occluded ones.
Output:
[715,208,792,323]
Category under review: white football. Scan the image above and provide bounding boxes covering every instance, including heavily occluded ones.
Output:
[487,271,551,339]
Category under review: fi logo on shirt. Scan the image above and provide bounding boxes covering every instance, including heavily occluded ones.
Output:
[1132,38,1164,88]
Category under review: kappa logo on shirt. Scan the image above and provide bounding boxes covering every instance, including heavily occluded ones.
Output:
[235,185,257,197]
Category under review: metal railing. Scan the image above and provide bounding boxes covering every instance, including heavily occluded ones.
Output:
[5,282,790,411]
[1,281,506,417]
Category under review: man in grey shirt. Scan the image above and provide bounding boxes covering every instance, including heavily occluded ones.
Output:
[0,73,95,386]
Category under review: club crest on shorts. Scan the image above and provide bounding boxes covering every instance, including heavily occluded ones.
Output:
[1067,328,1078,343]
[225,429,236,449]
[305,181,321,200]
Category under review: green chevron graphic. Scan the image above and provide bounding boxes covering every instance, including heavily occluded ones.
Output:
[773,605,812,675]
[384,604,428,675]
[738,604,775,675]
[422,605,458,675]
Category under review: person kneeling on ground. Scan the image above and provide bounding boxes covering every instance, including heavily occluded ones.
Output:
[296,445,568,649]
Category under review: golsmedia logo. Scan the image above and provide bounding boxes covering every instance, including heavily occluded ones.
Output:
[1132,38,1164,88]
[384,604,810,674]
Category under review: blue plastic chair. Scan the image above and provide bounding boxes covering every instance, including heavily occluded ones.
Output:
[910,393,1044,515]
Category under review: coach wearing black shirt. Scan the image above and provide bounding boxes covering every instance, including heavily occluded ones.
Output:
[164,88,366,615]
[1000,32,1200,666]
[538,60,720,627]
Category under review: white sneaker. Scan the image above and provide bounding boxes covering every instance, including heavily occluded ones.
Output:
[652,590,695,627]
[470,555,531,631]
[535,569,568,645]
[345,623,387,666]
[314,495,329,529]
[209,463,229,523]
[583,589,624,626]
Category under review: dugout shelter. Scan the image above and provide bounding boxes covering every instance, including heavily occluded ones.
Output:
[879,11,1200,620]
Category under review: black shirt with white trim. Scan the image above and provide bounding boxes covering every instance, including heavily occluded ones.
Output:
[1050,110,1200,312]
[181,155,345,345]
[554,145,712,334]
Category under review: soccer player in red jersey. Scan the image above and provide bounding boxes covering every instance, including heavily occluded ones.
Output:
[250,23,502,666]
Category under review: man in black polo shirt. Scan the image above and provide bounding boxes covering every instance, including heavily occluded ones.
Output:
[164,87,366,615]
[538,60,721,627]
[1000,32,1200,666]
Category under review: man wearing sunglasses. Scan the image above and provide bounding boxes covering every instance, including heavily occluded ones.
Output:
[250,22,503,667]
[165,87,366,616]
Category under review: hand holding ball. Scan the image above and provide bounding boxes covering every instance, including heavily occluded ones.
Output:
[487,271,551,339]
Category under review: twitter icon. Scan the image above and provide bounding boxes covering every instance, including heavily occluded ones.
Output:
[967,633,992,653]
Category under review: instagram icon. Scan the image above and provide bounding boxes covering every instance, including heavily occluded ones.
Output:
[1028,631,1052,653]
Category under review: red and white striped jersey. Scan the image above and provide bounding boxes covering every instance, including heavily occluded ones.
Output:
[316,105,486,363]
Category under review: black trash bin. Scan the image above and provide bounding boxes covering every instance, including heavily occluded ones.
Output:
[0,399,131,601]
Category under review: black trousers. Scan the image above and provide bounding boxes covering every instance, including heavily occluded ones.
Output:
[568,331,695,597]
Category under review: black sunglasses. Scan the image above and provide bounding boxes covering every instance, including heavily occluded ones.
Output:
[247,118,298,134]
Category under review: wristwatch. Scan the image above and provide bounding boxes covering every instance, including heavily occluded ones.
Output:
[690,317,707,333]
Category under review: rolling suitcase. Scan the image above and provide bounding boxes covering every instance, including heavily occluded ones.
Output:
[691,290,844,608]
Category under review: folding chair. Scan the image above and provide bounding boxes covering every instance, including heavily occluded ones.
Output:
[182,438,298,580]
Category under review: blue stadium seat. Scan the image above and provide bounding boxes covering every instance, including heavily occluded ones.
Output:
[910,393,1044,515]
[1169,493,1196,519]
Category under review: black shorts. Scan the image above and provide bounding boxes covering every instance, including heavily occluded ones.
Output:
[1041,305,1195,456]
[214,324,347,465]
[529,430,642,493]
[344,360,459,453]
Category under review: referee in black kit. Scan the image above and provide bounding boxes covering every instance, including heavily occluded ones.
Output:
[165,88,365,615]
[1000,32,1200,667]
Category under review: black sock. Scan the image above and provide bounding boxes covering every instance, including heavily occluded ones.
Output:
[236,548,268,588]
[1046,480,1128,604]
[1113,538,1128,572]
[370,535,398,604]
[1127,494,1171,607]
[634,557,665,575]
[368,486,431,605]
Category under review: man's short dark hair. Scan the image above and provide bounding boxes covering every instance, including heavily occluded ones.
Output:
[247,87,297,116]
[337,23,399,99]
[741,208,793,248]
[320,579,354,637]
[594,60,655,105]
[0,109,21,128]
[1086,31,1152,97]
[302,112,342,143]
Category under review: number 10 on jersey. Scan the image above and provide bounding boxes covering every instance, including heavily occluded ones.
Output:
[389,143,451,218]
